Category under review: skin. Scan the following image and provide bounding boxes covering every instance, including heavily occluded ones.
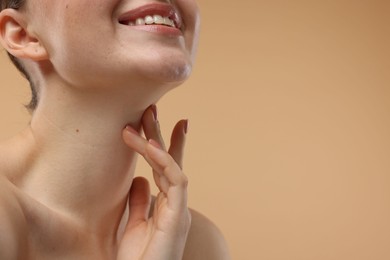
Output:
[0,0,230,259]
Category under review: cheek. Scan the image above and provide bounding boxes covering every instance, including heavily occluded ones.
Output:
[34,0,198,87]
[40,2,118,84]
[175,0,201,60]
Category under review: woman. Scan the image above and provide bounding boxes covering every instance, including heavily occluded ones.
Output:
[0,0,230,259]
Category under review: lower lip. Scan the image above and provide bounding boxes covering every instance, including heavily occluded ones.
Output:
[123,24,183,36]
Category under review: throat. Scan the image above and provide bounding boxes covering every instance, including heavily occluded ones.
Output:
[17,82,152,245]
[20,118,139,235]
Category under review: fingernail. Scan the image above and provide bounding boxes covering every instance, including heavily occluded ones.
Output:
[125,125,139,135]
[148,139,162,150]
[151,104,158,121]
[184,119,189,134]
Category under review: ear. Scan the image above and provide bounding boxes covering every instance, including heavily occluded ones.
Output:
[0,8,48,61]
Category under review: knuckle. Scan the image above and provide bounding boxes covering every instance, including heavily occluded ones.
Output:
[161,154,175,170]
[180,175,189,188]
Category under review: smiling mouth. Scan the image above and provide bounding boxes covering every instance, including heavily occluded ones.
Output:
[121,15,177,28]
[118,3,182,29]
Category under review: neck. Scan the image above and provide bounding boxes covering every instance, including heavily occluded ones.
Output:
[19,81,166,241]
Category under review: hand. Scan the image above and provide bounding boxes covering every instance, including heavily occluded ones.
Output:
[117,105,190,260]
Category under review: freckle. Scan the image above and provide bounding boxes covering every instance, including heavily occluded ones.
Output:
[76,129,80,133]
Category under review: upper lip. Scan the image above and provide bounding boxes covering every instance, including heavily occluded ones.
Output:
[118,2,182,29]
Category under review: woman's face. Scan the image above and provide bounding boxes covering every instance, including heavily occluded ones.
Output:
[26,0,200,89]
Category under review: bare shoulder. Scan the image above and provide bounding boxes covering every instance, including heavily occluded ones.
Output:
[183,209,231,260]
[0,176,28,259]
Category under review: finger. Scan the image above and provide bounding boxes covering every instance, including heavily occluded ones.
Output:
[122,126,147,156]
[152,192,167,225]
[146,140,189,210]
[126,177,151,229]
[142,105,166,150]
[141,105,166,191]
[123,126,170,192]
[142,105,188,169]
[168,119,188,170]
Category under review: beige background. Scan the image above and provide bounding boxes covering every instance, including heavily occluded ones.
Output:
[1,1,390,259]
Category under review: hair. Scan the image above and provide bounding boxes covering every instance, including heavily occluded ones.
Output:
[1,0,38,111]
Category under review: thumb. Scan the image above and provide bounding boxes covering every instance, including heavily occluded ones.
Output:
[126,177,151,229]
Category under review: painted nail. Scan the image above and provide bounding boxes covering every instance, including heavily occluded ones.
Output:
[149,139,162,149]
[151,104,158,121]
[125,125,139,135]
[184,119,189,134]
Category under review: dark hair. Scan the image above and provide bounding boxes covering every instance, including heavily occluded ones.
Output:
[1,0,38,111]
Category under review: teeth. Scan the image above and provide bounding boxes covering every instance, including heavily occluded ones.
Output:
[153,15,164,24]
[135,18,145,25]
[126,15,176,28]
[144,15,154,25]
[164,17,175,27]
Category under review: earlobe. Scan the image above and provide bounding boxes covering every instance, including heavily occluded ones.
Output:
[0,9,48,61]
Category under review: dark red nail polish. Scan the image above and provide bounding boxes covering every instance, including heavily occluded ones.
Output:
[184,119,189,134]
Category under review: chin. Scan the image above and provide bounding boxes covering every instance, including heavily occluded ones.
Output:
[134,54,194,86]
[158,62,192,84]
